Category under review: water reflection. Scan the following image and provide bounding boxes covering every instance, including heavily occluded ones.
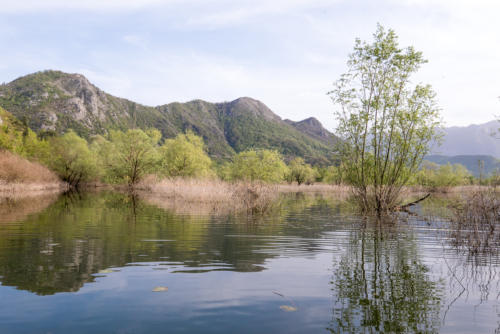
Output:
[0,191,498,333]
[329,219,445,333]
[0,191,344,295]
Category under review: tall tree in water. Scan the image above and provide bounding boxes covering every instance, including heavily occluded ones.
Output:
[329,24,442,213]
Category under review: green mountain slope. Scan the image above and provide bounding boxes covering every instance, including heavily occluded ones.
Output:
[0,70,337,165]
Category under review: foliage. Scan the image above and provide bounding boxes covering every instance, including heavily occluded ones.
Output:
[46,130,97,187]
[0,107,25,154]
[227,149,288,183]
[318,165,344,185]
[286,157,316,185]
[159,131,214,178]
[425,154,500,178]
[329,24,442,213]
[93,128,160,185]
[412,161,472,187]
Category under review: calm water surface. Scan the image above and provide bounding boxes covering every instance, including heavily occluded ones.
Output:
[0,191,498,333]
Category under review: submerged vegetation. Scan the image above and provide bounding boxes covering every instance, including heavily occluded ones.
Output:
[449,190,500,256]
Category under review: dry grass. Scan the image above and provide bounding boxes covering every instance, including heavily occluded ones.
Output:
[136,176,280,215]
[0,150,66,196]
[449,190,500,255]
[406,185,490,194]
[277,183,351,194]
[0,150,59,183]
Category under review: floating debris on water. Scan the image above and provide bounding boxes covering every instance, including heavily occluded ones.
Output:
[152,286,168,292]
[273,290,298,312]
[279,305,297,312]
[98,269,114,274]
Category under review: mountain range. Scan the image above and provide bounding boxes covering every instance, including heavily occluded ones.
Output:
[0,70,337,165]
[1,70,499,172]
[432,121,500,157]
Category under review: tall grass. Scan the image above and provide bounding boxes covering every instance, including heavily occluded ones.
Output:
[137,176,279,215]
[277,183,351,194]
[0,150,66,195]
[449,190,500,256]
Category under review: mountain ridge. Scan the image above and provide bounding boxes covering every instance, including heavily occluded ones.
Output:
[0,70,338,165]
[432,120,500,157]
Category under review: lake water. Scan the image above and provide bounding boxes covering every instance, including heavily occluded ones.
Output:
[0,191,498,333]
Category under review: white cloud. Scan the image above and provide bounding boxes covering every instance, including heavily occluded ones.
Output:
[1,0,499,128]
[0,0,174,12]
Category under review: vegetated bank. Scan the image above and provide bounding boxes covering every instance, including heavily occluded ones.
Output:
[1,92,498,215]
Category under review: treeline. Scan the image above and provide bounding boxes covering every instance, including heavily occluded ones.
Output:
[1,109,497,188]
[0,115,340,187]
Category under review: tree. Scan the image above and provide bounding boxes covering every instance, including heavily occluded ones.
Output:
[47,130,97,187]
[321,165,344,185]
[286,157,316,185]
[229,149,288,183]
[412,162,471,188]
[159,131,214,178]
[94,129,160,186]
[329,24,442,213]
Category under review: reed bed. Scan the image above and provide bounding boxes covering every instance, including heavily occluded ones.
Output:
[136,176,280,215]
[0,150,66,197]
[0,150,59,183]
[0,181,67,197]
[407,185,491,194]
[449,190,500,255]
[277,183,351,194]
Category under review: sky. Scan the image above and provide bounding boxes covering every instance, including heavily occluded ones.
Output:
[0,0,499,131]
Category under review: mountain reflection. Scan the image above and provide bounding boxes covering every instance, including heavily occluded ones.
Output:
[328,220,445,333]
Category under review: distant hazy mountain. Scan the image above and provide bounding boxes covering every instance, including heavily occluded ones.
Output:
[431,121,500,157]
[0,70,338,165]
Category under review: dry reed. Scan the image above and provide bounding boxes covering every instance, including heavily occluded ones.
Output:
[136,176,279,215]
[0,150,66,196]
[449,190,500,255]
[277,183,351,194]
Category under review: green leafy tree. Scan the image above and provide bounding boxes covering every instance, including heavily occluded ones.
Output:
[413,161,471,187]
[46,130,97,187]
[286,157,316,185]
[22,128,52,162]
[94,129,160,185]
[229,149,288,183]
[159,131,214,178]
[321,165,344,185]
[0,107,25,154]
[329,24,442,213]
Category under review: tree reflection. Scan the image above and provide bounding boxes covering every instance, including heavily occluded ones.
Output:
[329,220,444,333]
[0,191,343,295]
